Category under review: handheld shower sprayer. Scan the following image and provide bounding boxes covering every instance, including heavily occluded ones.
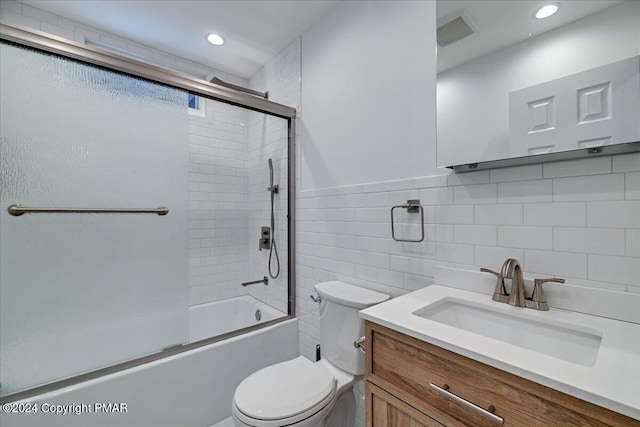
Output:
[267,158,280,279]
[268,159,279,194]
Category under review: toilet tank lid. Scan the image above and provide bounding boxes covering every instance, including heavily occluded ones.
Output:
[315,281,389,309]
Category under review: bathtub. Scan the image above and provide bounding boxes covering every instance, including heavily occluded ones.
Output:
[189,295,284,342]
[1,301,297,427]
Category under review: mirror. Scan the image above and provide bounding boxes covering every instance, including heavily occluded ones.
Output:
[436,0,640,170]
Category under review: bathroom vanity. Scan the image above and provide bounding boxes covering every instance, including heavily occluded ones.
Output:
[360,268,640,426]
[364,322,637,426]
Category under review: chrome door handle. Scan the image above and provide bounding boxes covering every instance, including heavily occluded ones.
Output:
[429,383,504,425]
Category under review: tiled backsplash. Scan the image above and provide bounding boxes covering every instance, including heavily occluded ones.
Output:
[296,154,640,361]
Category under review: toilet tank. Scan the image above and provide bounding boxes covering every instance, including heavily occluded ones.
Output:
[314,281,389,375]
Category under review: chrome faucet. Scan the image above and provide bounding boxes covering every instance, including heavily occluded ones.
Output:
[481,259,564,311]
[481,258,524,305]
[502,258,526,307]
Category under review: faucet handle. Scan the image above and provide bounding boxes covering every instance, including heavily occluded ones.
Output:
[481,268,510,303]
[480,267,500,277]
[526,277,565,311]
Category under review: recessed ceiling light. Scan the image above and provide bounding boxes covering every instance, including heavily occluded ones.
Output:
[207,33,224,46]
[535,4,559,19]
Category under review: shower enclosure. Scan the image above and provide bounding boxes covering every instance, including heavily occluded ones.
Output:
[0,23,296,402]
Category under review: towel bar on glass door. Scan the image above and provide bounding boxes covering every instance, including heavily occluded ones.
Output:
[390,199,424,242]
[7,205,169,216]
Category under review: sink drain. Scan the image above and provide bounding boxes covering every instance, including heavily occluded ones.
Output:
[255,309,262,321]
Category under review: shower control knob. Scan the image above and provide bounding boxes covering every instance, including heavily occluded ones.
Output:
[259,227,271,251]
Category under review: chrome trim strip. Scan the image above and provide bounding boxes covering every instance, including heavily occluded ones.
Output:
[0,316,293,403]
[448,141,640,173]
[0,23,296,119]
[288,117,297,318]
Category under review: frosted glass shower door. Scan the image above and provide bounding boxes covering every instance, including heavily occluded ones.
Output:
[0,42,189,396]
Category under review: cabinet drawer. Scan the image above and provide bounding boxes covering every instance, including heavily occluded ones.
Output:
[366,321,640,427]
[366,381,443,427]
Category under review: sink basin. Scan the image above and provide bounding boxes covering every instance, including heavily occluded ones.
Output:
[413,298,602,366]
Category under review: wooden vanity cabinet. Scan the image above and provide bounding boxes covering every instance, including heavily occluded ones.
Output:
[365,321,640,427]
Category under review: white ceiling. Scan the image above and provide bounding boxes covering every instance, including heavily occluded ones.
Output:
[17,1,626,78]
[437,0,624,73]
[20,0,339,79]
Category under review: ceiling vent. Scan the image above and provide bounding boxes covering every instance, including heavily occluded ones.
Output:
[437,10,476,47]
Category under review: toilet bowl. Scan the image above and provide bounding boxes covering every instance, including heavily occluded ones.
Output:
[231,281,389,427]
[231,356,355,427]
[231,356,337,427]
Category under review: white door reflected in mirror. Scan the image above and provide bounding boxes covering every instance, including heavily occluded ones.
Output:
[436,0,640,168]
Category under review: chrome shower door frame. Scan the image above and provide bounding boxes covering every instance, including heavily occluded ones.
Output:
[0,22,297,403]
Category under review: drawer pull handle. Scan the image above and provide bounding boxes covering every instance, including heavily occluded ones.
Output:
[429,383,504,425]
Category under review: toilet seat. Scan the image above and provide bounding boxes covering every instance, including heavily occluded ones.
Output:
[233,356,337,426]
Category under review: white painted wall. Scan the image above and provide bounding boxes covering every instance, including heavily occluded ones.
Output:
[437,1,640,167]
[300,0,438,191]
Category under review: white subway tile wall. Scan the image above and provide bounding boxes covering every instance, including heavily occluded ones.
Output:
[588,200,640,228]
[490,164,542,182]
[627,230,640,257]
[244,38,300,314]
[613,152,640,172]
[188,99,251,306]
[498,179,553,203]
[553,173,625,201]
[626,172,640,199]
[524,202,586,226]
[295,155,640,364]
[543,156,612,178]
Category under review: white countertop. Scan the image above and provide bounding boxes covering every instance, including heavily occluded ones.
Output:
[360,282,640,420]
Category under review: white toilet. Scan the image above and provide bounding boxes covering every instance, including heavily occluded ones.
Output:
[231,281,389,427]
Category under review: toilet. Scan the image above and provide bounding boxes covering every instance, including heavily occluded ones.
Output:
[231,281,390,427]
